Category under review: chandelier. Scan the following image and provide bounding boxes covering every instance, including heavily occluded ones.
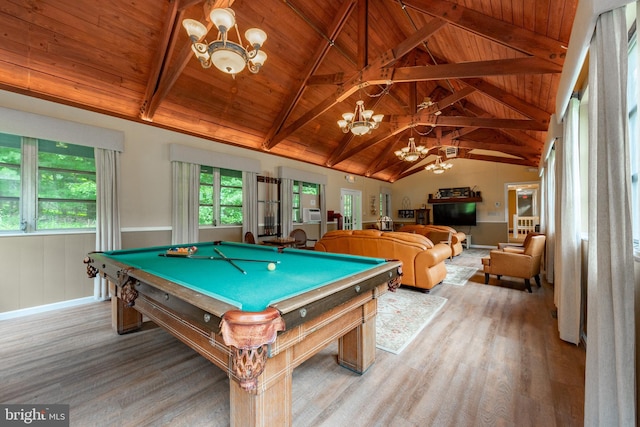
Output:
[337,100,384,136]
[425,156,453,174]
[395,137,428,162]
[182,3,267,77]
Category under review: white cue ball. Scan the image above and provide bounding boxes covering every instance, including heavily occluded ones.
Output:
[267,262,276,271]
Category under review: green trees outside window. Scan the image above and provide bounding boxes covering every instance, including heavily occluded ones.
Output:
[0,133,96,232]
[199,167,243,226]
[293,181,319,223]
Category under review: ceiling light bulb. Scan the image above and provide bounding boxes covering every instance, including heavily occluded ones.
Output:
[250,50,267,66]
[362,110,374,120]
[245,28,267,48]
[209,8,236,32]
[342,112,354,122]
[182,19,208,41]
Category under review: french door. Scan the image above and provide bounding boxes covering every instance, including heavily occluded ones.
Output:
[340,188,362,230]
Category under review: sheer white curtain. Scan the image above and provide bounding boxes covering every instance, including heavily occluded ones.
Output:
[319,184,327,237]
[280,178,294,237]
[171,161,200,244]
[584,7,635,425]
[242,171,258,239]
[94,148,122,300]
[543,148,556,284]
[554,97,582,344]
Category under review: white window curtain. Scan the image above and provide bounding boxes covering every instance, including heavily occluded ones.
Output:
[554,97,582,344]
[171,161,200,245]
[584,7,636,426]
[281,178,294,236]
[242,171,258,239]
[319,184,327,237]
[94,148,122,300]
[543,148,556,284]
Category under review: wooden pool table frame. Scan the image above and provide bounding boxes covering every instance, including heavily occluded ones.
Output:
[85,250,401,427]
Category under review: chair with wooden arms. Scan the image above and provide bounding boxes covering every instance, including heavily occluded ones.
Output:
[244,231,256,244]
[289,228,316,249]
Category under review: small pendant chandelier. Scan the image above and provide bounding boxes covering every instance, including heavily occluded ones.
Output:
[425,156,453,174]
[337,100,384,136]
[395,136,428,162]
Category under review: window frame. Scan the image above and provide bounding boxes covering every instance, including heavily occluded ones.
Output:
[292,180,319,224]
[199,166,243,227]
[0,133,97,234]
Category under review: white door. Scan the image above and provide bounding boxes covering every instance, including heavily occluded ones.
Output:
[340,188,362,230]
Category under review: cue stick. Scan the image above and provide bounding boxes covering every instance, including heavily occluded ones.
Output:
[214,248,246,275]
[159,254,280,263]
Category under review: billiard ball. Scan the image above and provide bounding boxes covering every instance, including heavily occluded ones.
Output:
[267,262,276,271]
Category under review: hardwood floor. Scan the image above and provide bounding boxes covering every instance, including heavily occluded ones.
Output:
[0,254,585,426]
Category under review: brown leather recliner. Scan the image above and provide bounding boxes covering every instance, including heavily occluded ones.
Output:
[397,224,466,258]
[314,229,451,291]
[481,234,546,293]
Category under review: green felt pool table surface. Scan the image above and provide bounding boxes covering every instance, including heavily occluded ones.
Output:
[103,241,387,312]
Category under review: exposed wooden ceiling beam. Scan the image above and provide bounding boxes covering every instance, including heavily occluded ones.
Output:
[261,0,357,150]
[366,57,562,84]
[264,18,447,149]
[410,115,548,131]
[402,0,568,65]
[365,134,405,176]
[357,0,368,69]
[461,78,551,123]
[139,1,181,120]
[330,87,541,167]
[140,0,232,121]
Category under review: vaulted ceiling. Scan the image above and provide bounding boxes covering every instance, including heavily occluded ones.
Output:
[0,0,577,182]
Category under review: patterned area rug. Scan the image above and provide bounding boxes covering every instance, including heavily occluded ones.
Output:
[376,289,447,354]
[443,264,479,286]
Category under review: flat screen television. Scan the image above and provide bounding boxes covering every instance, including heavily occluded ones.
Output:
[433,202,477,226]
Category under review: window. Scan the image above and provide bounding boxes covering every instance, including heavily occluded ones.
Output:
[292,181,319,223]
[0,132,96,232]
[199,167,243,226]
[379,188,392,217]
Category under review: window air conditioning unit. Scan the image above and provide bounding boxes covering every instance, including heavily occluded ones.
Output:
[303,208,322,223]
[444,146,458,158]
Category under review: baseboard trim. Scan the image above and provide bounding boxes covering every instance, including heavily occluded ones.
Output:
[0,297,97,321]
[469,244,497,249]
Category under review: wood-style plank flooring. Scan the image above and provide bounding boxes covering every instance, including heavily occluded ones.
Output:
[0,252,585,426]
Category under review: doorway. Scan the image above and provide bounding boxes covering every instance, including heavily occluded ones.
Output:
[506,182,540,242]
[340,188,362,230]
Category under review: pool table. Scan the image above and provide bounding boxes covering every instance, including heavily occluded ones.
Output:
[84,241,402,427]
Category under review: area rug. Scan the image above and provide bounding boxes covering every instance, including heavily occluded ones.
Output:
[443,264,479,286]
[376,289,447,354]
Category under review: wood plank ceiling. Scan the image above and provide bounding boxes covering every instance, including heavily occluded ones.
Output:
[0,0,577,182]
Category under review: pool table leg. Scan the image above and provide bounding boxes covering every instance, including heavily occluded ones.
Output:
[109,282,143,334]
[337,298,377,373]
[229,348,293,427]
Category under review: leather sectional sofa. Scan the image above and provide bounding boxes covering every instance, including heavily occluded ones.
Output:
[314,229,451,291]
[396,224,466,258]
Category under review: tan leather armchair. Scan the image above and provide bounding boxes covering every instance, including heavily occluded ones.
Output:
[481,234,546,293]
[496,232,543,254]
